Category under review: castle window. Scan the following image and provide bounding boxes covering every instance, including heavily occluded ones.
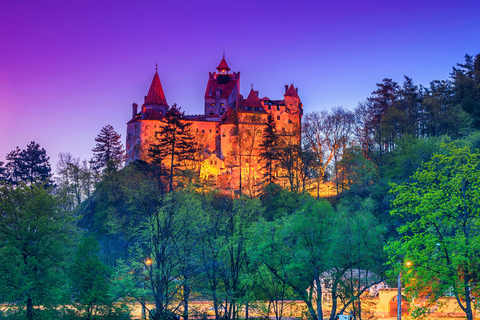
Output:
[210,161,213,165]
[256,130,261,136]
[223,132,226,137]
[221,103,224,106]
[202,129,205,133]
[288,119,292,123]
[277,115,280,120]
[268,105,271,110]
[196,128,198,132]
[210,129,212,133]
[214,161,217,165]
[277,105,280,111]
[211,103,215,106]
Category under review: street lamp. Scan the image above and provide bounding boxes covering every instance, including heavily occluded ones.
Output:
[142,258,153,320]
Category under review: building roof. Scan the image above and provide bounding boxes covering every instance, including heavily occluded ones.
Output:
[244,89,263,108]
[284,84,299,98]
[216,57,230,71]
[145,71,168,105]
[204,78,239,99]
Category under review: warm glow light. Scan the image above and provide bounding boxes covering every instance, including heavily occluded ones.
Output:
[405,261,412,267]
[146,258,152,265]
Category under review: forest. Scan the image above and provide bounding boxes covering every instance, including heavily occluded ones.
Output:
[1,54,480,320]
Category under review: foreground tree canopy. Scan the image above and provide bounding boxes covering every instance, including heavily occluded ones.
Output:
[0,183,74,319]
[387,144,480,320]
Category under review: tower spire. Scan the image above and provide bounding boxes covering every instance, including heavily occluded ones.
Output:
[145,70,168,105]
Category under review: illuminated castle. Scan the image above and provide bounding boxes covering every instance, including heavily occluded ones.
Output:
[126,57,303,193]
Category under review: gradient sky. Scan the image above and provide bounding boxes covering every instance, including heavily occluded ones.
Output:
[1,0,480,173]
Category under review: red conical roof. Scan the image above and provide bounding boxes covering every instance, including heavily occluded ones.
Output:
[216,57,230,71]
[244,89,263,108]
[284,84,299,98]
[145,71,168,105]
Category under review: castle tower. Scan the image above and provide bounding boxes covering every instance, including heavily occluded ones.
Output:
[204,56,240,116]
[126,68,170,163]
[143,69,169,116]
[283,84,303,129]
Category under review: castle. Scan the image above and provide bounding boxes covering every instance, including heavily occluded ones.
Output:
[126,57,303,193]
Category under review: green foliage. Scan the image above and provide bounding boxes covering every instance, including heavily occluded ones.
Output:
[386,144,480,320]
[0,183,75,319]
[92,124,125,172]
[66,236,124,319]
[148,105,198,192]
[452,54,480,129]
[3,141,52,186]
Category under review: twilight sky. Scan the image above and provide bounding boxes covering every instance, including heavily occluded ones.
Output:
[1,0,479,173]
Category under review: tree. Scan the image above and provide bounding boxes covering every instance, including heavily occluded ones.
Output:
[386,144,480,320]
[0,161,6,181]
[259,113,278,185]
[303,108,354,197]
[56,153,95,210]
[4,141,52,186]
[251,196,335,320]
[148,105,197,192]
[68,236,114,320]
[0,183,74,320]
[92,124,125,171]
[276,125,302,192]
[452,54,480,129]
[422,80,471,138]
[331,197,387,320]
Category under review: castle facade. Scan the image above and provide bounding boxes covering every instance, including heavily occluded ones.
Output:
[126,57,303,193]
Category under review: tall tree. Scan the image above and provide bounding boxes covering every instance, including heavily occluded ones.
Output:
[251,196,335,320]
[452,54,480,129]
[92,124,125,171]
[303,108,354,197]
[56,152,95,210]
[386,144,480,320]
[68,236,114,319]
[0,161,6,181]
[148,105,197,192]
[422,80,471,138]
[3,141,52,186]
[259,113,278,185]
[0,183,75,320]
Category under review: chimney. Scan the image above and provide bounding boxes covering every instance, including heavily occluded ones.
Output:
[296,87,298,95]
[132,103,138,118]
[255,91,259,97]
[285,85,288,93]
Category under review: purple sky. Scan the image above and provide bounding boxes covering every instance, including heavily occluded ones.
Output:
[1,0,479,173]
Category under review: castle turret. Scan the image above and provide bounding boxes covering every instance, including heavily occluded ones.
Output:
[141,69,169,118]
[205,55,240,116]
[283,84,303,128]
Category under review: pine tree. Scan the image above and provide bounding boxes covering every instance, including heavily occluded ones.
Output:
[4,141,52,186]
[148,104,197,192]
[452,54,480,129]
[92,124,125,171]
[259,113,278,184]
[0,161,6,181]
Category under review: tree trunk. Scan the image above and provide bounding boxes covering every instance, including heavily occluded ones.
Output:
[315,277,324,320]
[26,296,33,320]
[183,282,190,320]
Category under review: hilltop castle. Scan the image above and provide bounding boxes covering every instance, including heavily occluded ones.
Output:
[126,57,303,193]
